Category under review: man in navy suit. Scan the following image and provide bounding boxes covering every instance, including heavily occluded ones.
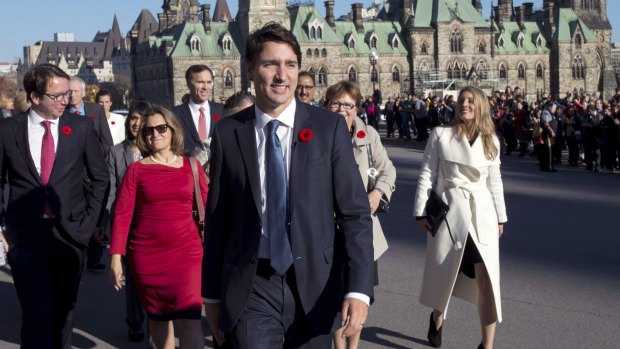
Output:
[172,64,224,156]
[202,22,373,348]
[0,64,108,348]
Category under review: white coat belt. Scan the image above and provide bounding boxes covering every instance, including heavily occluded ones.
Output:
[443,179,487,245]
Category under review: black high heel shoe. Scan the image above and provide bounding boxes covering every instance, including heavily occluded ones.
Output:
[478,343,485,349]
[427,312,443,348]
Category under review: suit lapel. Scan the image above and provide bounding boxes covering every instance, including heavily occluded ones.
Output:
[182,103,201,145]
[234,109,261,214]
[208,101,219,137]
[289,103,312,214]
[14,115,41,183]
[122,141,134,168]
[48,115,74,183]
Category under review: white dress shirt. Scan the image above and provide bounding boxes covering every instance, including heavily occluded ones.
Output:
[28,109,59,176]
[108,112,126,145]
[188,99,211,140]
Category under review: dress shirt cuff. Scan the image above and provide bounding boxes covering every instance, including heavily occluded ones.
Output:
[203,298,221,304]
[345,292,370,306]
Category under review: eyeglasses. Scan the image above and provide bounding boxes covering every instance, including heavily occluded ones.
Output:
[329,101,356,111]
[143,124,169,136]
[44,90,72,102]
[296,84,315,91]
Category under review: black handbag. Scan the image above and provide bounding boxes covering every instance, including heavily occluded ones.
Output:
[424,191,456,245]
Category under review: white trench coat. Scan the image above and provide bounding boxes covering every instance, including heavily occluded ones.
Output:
[413,126,507,322]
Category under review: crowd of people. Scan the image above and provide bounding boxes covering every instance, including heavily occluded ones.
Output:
[3,19,616,349]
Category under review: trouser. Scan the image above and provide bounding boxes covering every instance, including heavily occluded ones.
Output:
[231,260,331,349]
[540,135,554,171]
[566,136,580,165]
[600,144,617,170]
[401,114,412,139]
[124,256,146,332]
[415,117,428,140]
[86,234,103,266]
[583,141,598,170]
[386,115,395,136]
[503,127,518,154]
[8,220,85,349]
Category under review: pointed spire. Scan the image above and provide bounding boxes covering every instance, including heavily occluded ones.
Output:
[213,0,232,22]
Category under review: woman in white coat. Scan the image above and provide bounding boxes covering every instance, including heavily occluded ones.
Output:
[323,81,396,349]
[413,86,507,349]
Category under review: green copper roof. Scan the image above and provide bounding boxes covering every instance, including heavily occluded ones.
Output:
[334,21,409,55]
[414,0,489,28]
[290,5,340,43]
[493,21,550,53]
[166,22,242,57]
[554,8,597,42]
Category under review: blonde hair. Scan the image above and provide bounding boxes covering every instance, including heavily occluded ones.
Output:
[453,86,498,160]
[13,92,31,113]
[136,106,185,156]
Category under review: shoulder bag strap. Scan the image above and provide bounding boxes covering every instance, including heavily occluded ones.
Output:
[190,157,205,241]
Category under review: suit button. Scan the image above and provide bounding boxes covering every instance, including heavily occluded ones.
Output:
[295,256,303,261]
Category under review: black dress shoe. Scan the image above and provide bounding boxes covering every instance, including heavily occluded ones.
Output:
[427,312,443,348]
[128,328,145,342]
[87,262,106,271]
[478,343,485,349]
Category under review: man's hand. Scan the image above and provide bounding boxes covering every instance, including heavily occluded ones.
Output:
[368,189,383,215]
[205,302,225,346]
[0,231,9,254]
[417,218,432,233]
[340,298,368,339]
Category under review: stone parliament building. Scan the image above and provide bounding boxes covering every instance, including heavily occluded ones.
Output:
[23,0,615,105]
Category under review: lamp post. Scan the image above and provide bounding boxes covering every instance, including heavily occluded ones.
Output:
[369,50,378,91]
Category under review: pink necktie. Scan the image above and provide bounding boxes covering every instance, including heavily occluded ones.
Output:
[41,120,55,217]
[198,107,208,141]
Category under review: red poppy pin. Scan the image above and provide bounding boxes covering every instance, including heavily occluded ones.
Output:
[357,130,366,139]
[298,128,313,142]
[89,115,95,121]
[62,126,72,135]
[213,114,220,121]
[111,121,116,125]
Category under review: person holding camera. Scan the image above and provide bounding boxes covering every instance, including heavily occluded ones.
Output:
[323,80,396,349]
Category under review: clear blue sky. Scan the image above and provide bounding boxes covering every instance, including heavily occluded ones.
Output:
[1,0,618,62]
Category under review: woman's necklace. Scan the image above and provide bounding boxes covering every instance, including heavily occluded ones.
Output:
[149,154,178,166]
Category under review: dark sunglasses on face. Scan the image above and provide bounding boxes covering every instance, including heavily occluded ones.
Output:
[144,124,169,136]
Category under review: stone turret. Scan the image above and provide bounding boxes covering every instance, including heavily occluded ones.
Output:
[352,3,364,33]
[201,4,211,33]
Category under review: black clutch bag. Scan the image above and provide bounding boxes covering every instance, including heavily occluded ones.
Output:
[375,196,390,214]
[424,190,449,237]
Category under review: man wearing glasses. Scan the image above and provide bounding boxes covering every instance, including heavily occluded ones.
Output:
[0,64,109,348]
[295,71,317,106]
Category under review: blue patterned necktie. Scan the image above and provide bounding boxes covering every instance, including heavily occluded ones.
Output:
[265,120,293,275]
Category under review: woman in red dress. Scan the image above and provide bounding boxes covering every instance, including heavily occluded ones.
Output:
[109,106,207,349]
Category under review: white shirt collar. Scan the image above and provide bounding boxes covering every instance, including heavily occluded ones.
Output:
[28,109,59,127]
[188,98,210,114]
[255,98,296,131]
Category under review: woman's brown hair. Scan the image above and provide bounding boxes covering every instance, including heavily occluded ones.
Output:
[136,106,185,156]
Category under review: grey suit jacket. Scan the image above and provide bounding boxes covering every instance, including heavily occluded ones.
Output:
[106,140,135,214]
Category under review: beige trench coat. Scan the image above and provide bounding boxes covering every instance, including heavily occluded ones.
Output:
[352,117,396,260]
[413,126,507,322]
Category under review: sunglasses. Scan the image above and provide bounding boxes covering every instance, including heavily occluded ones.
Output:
[143,124,170,136]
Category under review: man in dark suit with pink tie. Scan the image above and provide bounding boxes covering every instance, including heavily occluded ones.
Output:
[172,64,224,157]
[203,23,373,348]
[0,64,109,349]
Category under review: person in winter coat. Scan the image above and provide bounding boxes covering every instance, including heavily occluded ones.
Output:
[413,86,508,349]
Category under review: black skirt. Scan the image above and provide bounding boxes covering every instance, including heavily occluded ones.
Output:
[459,234,483,279]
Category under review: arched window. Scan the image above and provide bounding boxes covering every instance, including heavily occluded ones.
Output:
[536,36,543,48]
[392,66,400,82]
[421,42,428,54]
[536,63,544,79]
[419,61,430,81]
[317,26,323,39]
[348,66,357,82]
[318,66,328,86]
[370,36,377,49]
[478,42,486,53]
[393,38,399,48]
[190,35,201,52]
[450,29,462,53]
[453,63,461,80]
[572,55,585,79]
[223,37,232,51]
[517,35,524,48]
[314,48,320,57]
[310,27,316,39]
[461,64,467,80]
[477,59,489,79]
[308,66,317,81]
[321,49,327,57]
[499,63,507,79]
[518,63,525,79]
[224,70,233,89]
[447,63,453,79]
[575,33,582,49]
[306,49,312,58]
[348,38,355,49]
[498,36,505,48]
